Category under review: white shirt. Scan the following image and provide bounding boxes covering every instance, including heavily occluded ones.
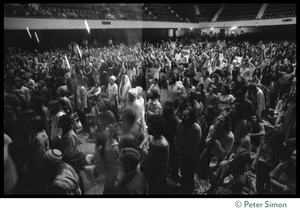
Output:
[108,82,118,104]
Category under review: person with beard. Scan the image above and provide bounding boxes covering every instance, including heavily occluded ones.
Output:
[217,84,235,115]
[199,113,234,180]
[205,114,234,162]
[146,114,169,194]
[94,99,116,134]
[174,106,202,193]
[146,89,162,117]
[162,100,180,182]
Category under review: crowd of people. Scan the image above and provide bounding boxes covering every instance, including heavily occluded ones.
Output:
[4,32,296,195]
[4,3,152,22]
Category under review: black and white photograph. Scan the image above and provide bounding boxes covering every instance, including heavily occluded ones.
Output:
[3,3,296,199]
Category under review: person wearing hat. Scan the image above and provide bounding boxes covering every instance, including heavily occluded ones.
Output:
[107,75,119,120]
[208,148,251,195]
[114,147,146,195]
[41,149,82,195]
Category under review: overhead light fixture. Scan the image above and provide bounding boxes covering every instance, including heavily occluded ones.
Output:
[190,28,193,30]
[231,26,237,30]
[178,28,180,30]
[210,28,214,30]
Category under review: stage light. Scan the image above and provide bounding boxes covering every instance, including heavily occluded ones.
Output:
[26,27,32,38]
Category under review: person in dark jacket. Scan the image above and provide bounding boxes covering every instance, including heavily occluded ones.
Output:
[146,114,169,194]
[162,100,180,182]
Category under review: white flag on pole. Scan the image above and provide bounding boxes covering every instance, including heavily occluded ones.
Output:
[34,31,39,43]
[65,55,70,69]
[85,19,90,34]
[26,27,32,38]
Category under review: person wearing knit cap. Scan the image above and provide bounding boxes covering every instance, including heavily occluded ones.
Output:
[162,100,180,182]
[45,149,63,164]
[42,149,82,195]
[208,148,250,195]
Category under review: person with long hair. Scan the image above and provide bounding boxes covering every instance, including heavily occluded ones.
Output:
[158,73,170,106]
[118,74,131,108]
[199,113,234,180]
[174,106,202,193]
[217,84,235,115]
[232,120,253,154]
[94,99,116,134]
[182,77,196,97]
[93,123,120,195]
